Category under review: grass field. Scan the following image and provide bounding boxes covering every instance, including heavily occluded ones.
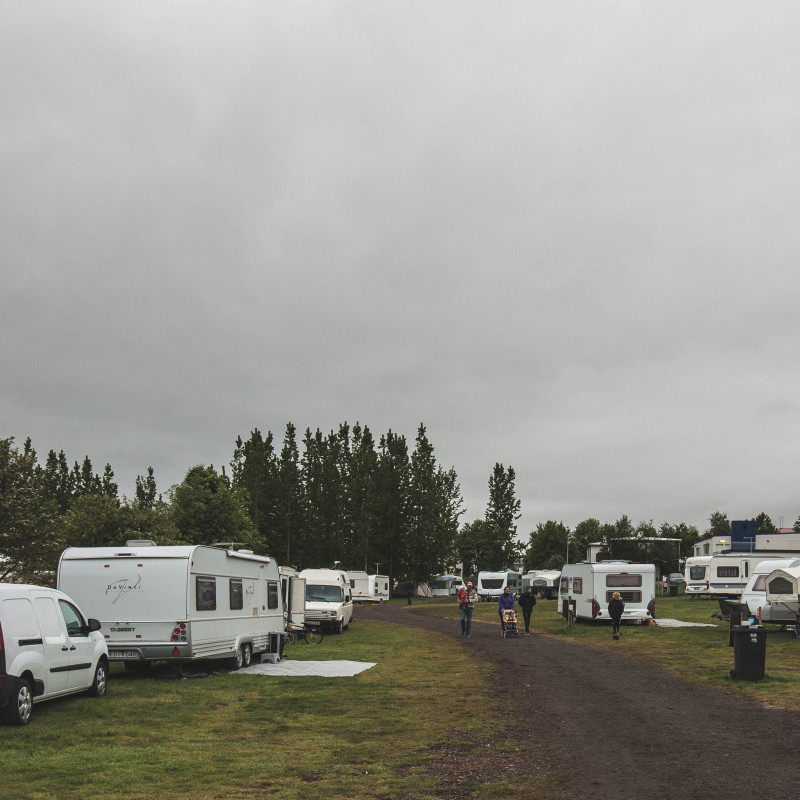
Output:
[0,616,550,800]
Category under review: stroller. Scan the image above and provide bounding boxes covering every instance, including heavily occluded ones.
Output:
[501,608,519,638]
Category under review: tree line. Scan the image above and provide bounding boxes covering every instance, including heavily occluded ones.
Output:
[0,425,522,590]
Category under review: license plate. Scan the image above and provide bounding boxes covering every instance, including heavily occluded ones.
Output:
[109,649,141,660]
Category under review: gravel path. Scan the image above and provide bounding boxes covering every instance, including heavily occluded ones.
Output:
[357,601,800,800]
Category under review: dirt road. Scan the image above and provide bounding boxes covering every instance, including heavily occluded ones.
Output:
[358,602,800,800]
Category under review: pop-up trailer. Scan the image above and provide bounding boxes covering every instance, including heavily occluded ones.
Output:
[57,543,293,668]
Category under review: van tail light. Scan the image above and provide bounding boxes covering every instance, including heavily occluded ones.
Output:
[591,599,600,618]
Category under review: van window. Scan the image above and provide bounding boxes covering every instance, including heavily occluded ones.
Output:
[572,578,583,594]
[717,567,739,578]
[35,597,64,638]
[2,598,38,638]
[196,577,217,611]
[267,581,279,609]
[306,584,343,603]
[58,600,86,636]
[606,574,642,587]
[230,579,243,610]
[690,566,706,581]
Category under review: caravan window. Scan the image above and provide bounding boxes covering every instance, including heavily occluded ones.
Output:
[560,577,568,593]
[572,578,583,594]
[689,566,706,580]
[481,579,504,589]
[230,579,244,610]
[768,577,793,595]
[606,574,642,588]
[196,577,216,611]
[717,566,739,578]
[267,581,279,609]
[753,575,767,592]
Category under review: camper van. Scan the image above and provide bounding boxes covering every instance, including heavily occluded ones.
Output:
[429,575,460,597]
[740,558,800,624]
[0,583,108,725]
[476,571,522,602]
[348,571,371,603]
[298,568,354,632]
[57,543,289,668]
[521,570,561,599]
[368,574,390,603]
[557,562,656,623]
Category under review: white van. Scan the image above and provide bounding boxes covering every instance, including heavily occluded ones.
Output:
[58,543,289,668]
[557,562,656,623]
[299,568,354,632]
[476,571,522,602]
[0,583,109,725]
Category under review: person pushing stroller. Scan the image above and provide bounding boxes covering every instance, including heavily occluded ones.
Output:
[498,585,515,632]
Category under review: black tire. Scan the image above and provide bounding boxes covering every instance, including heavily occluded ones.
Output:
[242,644,252,668]
[87,660,108,697]
[230,646,244,670]
[335,620,344,634]
[304,628,324,645]
[2,678,33,725]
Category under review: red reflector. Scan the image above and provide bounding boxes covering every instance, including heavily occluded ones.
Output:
[172,648,181,657]
[180,623,186,630]
[104,634,110,639]
[104,565,110,568]
[136,634,141,638]
[597,611,603,616]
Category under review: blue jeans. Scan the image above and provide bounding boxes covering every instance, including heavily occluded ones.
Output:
[460,607,473,636]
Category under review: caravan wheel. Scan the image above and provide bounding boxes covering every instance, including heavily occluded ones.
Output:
[242,644,252,668]
[230,647,244,670]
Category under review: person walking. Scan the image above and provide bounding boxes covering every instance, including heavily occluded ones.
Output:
[406,585,413,605]
[608,591,625,640]
[518,586,537,635]
[498,585,515,632]
[458,581,479,637]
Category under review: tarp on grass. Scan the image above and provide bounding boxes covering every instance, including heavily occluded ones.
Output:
[234,660,376,677]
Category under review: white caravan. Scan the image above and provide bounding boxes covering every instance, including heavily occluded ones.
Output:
[58,543,288,668]
[522,570,561,599]
[476,571,522,601]
[683,555,713,595]
[429,575,460,597]
[557,562,656,623]
[298,568,354,632]
[739,559,800,624]
[368,574,390,603]
[686,551,800,597]
[348,571,371,603]
[0,584,108,725]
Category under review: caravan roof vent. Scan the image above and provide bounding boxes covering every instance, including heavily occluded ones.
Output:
[126,539,156,547]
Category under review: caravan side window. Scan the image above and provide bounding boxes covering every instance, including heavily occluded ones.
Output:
[267,581,279,610]
[717,566,739,578]
[196,577,216,611]
[560,577,568,593]
[606,574,642,587]
[229,579,244,610]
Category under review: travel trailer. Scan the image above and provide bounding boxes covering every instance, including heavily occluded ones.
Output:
[0,583,108,725]
[368,574,390,603]
[685,551,800,597]
[348,571,371,603]
[57,543,288,668]
[683,555,712,595]
[739,559,800,624]
[765,563,800,621]
[429,575,460,597]
[476,571,522,602]
[298,568,354,632]
[521,570,561,599]
[556,562,656,623]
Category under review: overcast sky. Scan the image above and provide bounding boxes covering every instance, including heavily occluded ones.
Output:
[3,2,800,542]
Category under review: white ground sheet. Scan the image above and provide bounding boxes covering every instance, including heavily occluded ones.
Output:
[654,618,717,628]
[234,660,376,677]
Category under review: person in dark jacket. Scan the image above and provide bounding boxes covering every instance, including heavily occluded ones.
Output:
[608,591,625,639]
[518,586,537,635]
[498,585,515,630]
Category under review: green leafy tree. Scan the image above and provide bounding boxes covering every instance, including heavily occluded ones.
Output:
[754,512,776,535]
[707,510,730,537]
[523,520,571,571]
[231,429,278,551]
[484,463,521,569]
[374,430,410,588]
[346,423,380,572]
[135,467,158,509]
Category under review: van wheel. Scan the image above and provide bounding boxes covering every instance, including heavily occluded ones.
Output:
[88,660,108,697]
[2,679,33,725]
[336,621,343,634]
[242,644,252,668]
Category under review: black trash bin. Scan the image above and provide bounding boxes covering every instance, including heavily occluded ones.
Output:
[730,625,767,681]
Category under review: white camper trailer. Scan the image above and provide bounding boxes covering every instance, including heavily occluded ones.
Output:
[557,562,656,623]
[689,551,800,597]
[476,571,522,602]
[521,570,561,599]
[57,543,288,668]
[683,555,712,595]
[765,563,800,620]
[298,568,354,632]
[348,571,371,603]
[429,575,460,597]
[739,559,800,624]
[368,574,390,603]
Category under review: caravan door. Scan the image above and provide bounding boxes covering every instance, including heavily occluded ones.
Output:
[289,577,306,628]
